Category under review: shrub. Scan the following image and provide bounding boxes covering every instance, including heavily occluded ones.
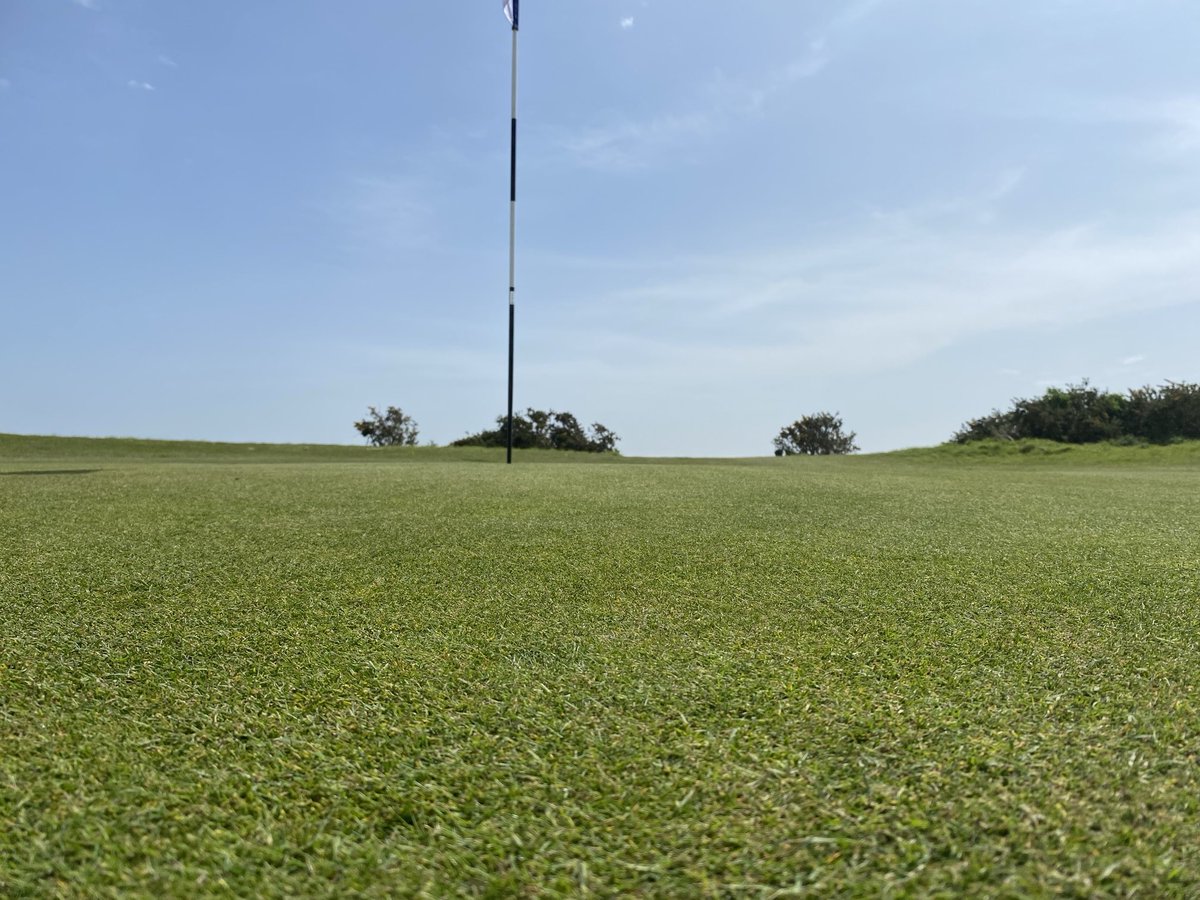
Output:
[1123,382,1200,443]
[453,409,619,453]
[354,406,419,447]
[953,409,1019,443]
[774,412,859,456]
[953,380,1200,445]
[1010,381,1126,444]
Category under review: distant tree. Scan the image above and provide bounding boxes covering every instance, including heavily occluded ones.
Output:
[949,379,1200,445]
[452,409,619,453]
[1009,380,1125,444]
[774,412,859,456]
[354,405,419,447]
[588,422,620,453]
[952,379,1200,445]
[952,408,1019,443]
[1123,381,1200,443]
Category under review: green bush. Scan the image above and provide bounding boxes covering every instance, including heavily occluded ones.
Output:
[953,380,1200,445]
[453,409,619,453]
[1011,381,1126,444]
[1123,382,1200,443]
[774,412,859,456]
[354,406,419,447]
[953,409,1018,443]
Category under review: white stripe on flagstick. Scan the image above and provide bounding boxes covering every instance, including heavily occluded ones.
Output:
[504,0,513,25]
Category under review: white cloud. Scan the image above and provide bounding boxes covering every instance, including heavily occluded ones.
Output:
[553,44,830,171]
[331,175,436,252]
[555,2,882,170]
[157,55,179,69]
[73,0,99,9]
[1120,355,1146,366]
[556,112,714,171]
[829,0,889,31]
[740,44,830,111]
[984,167,1027,202]
[549,210,1200,383]
[867,167,1027,228]
[1148,98,1200,157]
[1059,94,1200,161]
[127,80,156,91]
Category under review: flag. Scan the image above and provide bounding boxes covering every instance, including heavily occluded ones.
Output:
[503,0,517,27]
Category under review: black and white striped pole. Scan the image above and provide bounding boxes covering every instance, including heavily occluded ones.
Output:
[505,0,519,464]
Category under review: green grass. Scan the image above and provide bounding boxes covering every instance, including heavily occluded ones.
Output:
[2,434,1199,896]
[0,433,624,466]
[889,437,1200,466]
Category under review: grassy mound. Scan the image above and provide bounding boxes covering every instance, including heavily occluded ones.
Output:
[0,433,623,465]
[889,437,1200,465]
[2,436,1199,894]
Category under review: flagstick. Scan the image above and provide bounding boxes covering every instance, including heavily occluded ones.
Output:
[506,0,519,465]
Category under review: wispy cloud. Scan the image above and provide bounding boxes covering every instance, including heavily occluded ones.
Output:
[127,80,156,92]
[330,175,436,253]
[740,0,893,110]
[548,209,1200,383]
[829,0,889,31]
[867,167,1027,228]
[73,0,99,9]
[556,112,714,171]
[157,54,179,69]
[1055,93,1200,161]
[0,79,10,92]
[1145,97,1200,157]
[555,2,884,171]
[551,50,823,171]
[739,42,831,112]
[1120,354,1146,366]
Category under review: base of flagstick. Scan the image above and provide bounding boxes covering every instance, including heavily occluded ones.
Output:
[506,303,514,464]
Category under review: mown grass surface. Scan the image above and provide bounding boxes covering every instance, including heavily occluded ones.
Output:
[0,433,619,466]
[2,436,1199,896]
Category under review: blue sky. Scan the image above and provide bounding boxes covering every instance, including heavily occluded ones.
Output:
[3,0,1200,455]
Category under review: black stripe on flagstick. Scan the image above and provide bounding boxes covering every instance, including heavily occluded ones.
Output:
[513,0,519,30]
[510,120,517,202]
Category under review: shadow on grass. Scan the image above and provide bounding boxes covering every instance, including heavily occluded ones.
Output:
[0,469,101,476]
